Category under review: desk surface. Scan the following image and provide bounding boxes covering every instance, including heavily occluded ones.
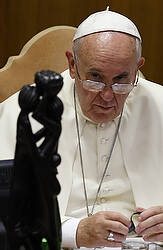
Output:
[79,238,162,250]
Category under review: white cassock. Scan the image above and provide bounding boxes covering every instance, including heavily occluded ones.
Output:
[1,69,163,249]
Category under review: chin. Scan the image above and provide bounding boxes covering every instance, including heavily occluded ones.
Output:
[90,113,116,124]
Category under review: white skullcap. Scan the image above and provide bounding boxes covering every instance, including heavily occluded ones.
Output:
[73,6,141,42]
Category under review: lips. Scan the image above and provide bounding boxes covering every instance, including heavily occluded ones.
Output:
[94,104,114,113]
[96,104,113,109]
[99,105,112,109]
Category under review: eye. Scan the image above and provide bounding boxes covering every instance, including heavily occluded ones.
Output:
[115,75,126,81]
[90,72,101,81]
[114,73,128,82]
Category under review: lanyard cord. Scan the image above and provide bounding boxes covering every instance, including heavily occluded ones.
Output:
[73,86,123,217]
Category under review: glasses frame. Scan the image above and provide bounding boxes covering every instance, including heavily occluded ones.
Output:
[128,212,141,233]
[75,62,139,94]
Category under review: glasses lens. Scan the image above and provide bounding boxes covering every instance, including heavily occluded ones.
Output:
[112,84,134,94]
[83,80,104,92]
[82,80,135,94]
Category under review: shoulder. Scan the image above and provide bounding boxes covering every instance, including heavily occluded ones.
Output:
[124,77,163,121]
[127,77,163,104]
[58,69,75,107]
[0,91,20,117]
[138,77,163,96]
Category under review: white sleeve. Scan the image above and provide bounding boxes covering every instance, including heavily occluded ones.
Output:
[62,217,82,248]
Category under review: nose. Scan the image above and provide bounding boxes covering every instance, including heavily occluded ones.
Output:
[99,86,114,101]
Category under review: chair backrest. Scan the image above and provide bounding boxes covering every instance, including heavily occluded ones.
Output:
[0,25,145,102]
[0,25,77,102]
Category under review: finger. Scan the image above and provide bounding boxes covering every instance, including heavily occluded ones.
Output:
[143,233,163,242]
[104,240,122,248]
[103,240,122,248]
[105,220,129,235]
[101,232,127,248]
[110,232,127,242]
[88,237,122,248]
[136,207,145,213]
[90,232,123,248]
[104,211,130,227]
[138,222,163,236]
[139,206,163,221]
[136,213,163,235]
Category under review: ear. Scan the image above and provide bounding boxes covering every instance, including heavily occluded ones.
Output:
[65,50,75,79]
[138,57,145,69]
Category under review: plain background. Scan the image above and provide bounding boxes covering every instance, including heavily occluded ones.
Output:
[0,0,163,84]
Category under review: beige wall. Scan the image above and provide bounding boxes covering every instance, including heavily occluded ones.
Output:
[0,0,163,83]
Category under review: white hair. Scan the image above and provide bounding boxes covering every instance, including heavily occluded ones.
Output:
[135,37,142,62]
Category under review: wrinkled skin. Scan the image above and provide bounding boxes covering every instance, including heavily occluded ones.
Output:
[66,32,144,124]
[76,211,130,248]
[136,206,163,242]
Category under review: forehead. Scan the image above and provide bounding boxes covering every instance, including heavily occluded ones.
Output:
[77,32,137,70]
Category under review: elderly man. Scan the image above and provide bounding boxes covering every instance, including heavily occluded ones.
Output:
[1,7,163,249]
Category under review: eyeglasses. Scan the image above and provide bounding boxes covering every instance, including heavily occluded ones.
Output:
[75,63,139,95]
[128,212,141,233]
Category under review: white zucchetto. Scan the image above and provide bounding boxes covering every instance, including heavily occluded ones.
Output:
[73,6,141,42]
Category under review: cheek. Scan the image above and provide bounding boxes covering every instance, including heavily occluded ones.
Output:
[76,84,97,111]
[115,94,128,108]
[81,93,97,111]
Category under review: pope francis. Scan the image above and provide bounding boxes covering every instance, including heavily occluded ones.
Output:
[1,6,163,250]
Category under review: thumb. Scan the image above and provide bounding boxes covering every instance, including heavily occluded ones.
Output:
[136,207,145,213]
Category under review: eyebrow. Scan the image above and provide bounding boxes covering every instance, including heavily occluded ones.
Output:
[87,68,103,74]
[113,72,129,80]
[88,68,129,79]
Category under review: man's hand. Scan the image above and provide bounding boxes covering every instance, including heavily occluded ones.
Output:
[76,211,130,248]
[135,206,163,242]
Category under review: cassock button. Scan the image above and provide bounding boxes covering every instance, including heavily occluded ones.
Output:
[99,123,105,128]
[101,155,108,162]
[100,198,106,203]
[100,138,109,144]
